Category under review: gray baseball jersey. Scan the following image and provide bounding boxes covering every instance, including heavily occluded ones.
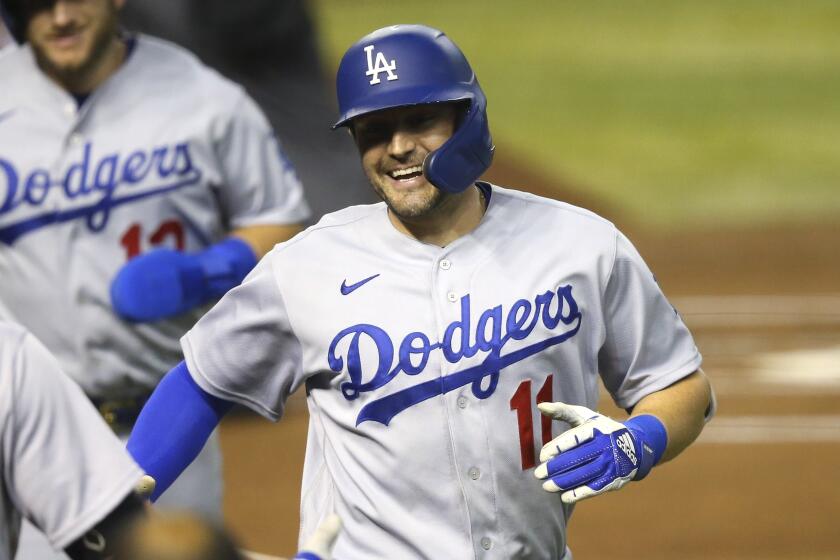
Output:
[0,322,143,559]
[182,185,702,559]
[0,35,310,398]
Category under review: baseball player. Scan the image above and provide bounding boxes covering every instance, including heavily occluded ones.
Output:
[0,0,308,557]
[127,25,714,559]
[0,321,147,560]
[119,0,378,219]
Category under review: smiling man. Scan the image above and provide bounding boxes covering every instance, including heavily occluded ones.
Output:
[0,1,309,558]
[127,25,714,558]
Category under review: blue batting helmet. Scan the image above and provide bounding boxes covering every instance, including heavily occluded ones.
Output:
[333,24,495,194]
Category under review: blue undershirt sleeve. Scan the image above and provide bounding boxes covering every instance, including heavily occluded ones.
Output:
[126,361,233,501]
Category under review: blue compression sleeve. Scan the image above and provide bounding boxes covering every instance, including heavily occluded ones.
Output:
[127,361,233,501]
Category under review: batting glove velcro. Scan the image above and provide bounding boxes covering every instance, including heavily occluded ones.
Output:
[534,402,667,504]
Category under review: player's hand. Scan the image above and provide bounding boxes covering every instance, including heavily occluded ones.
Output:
[293,514,342,560]
[534,402,666,504]
[134,474,157,500]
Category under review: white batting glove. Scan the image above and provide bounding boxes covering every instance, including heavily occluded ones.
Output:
[534,402,667,504]
[293,514,342,560]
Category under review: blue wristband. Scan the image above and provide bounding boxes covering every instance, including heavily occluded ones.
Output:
[624,414,668,480]
[195,237,257,298]
[294,554,324,560]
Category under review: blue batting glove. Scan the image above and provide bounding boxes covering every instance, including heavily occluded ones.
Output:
[294,515,342,560]
[110,238,256,322]
[110,249,204,321]
[534,402,668,504]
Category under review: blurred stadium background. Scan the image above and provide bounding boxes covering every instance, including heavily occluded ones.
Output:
[3,1,838,558]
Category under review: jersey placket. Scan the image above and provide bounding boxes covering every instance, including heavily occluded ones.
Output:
[431,244,504,558]
[55,93,112,381]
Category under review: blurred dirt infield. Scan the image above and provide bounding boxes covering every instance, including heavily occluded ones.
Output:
[218,159,840,559]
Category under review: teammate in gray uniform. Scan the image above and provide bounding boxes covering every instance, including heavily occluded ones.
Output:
[127,25,714,558]
[0,323,339,560]
[0,321,146,560]
[0,0,309,557]
[119,0,378,219]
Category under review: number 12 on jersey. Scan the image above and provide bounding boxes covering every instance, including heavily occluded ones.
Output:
[509,374,554,470]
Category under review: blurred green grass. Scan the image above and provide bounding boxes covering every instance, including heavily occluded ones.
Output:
[313,0,840,228]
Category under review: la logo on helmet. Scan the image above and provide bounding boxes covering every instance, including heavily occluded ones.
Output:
[364,45,398,85]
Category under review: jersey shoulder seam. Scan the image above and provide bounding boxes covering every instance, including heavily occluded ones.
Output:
[269,205,386,255]
[134,34,247,102]
[184,337,282,421]
[602,229,621,300]
[496,187,615,227]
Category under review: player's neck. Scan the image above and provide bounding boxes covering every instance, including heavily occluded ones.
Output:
[43,37,127,95]
[389,185,487,247]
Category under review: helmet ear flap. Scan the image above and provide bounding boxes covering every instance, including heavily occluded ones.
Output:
[423,97,495,193]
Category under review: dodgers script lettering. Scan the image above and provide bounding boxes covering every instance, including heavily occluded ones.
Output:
[328,284,583,426]
[0,140,201,244]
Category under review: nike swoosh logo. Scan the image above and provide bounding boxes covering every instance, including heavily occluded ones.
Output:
[0,109,16,124]
[340,274,380,295]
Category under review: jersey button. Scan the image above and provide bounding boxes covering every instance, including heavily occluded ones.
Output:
[457,396,468,409]
[439,259,451,270]
[447,292,457,303]
[63,101,75,116]
[69,133,83,146]
[480,537,492,550]
[468,467,480,480]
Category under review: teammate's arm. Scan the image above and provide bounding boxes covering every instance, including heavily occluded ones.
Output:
[534,369,712,504]
[5,328,147,557]
[230,222,303,257]
[109,222,303,323]
[110,87,309,324]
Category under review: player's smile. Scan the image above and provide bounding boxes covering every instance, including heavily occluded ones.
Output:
[355,103,458,218]
[386,164,424,183]
[45,24,86,51]
[382,162,426,191]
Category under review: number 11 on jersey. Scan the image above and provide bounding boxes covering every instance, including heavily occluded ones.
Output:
[509,374,554,470]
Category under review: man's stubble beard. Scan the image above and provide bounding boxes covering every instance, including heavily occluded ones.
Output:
[371,176,447,221]
[31,9,119,89]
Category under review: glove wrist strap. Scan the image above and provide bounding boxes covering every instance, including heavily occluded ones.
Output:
[625,414,668,480]
[196,237,257,298]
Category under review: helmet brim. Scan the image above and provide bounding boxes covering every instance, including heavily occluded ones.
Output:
[332,84,475,129]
